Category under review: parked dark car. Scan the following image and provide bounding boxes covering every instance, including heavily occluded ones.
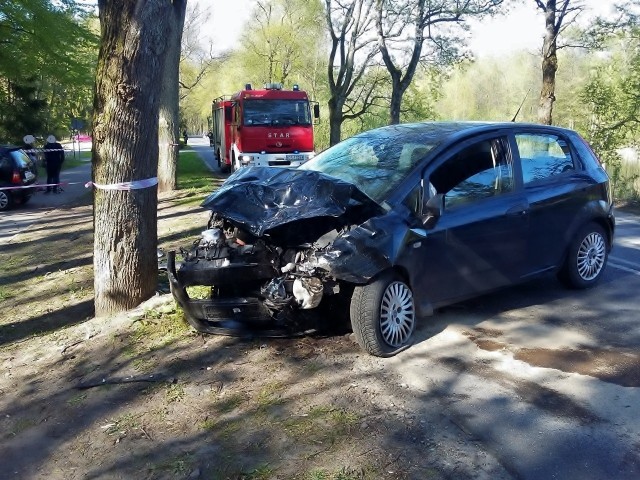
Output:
[0,146,38,211]
[167,122,614,357]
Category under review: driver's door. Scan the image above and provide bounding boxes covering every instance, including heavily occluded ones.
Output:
[399,134,529,305]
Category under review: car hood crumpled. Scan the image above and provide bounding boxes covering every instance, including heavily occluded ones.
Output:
[201,167,385,246]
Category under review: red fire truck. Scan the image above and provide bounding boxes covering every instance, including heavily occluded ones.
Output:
[211,83,319,172]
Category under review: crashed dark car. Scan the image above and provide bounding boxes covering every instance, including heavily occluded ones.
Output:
[167,122,614,357]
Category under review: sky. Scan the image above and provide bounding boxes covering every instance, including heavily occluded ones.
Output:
[195,0,619,58]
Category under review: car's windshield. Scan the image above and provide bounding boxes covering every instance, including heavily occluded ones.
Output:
[300,130,437,203]
[243,99,311,126]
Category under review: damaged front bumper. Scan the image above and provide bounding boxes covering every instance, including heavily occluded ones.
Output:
[166,250,327,337]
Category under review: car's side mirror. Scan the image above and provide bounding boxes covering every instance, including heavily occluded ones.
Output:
[422,193,444,228]
[313,103,320,119]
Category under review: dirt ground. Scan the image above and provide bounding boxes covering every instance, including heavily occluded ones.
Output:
[0,187,515,480]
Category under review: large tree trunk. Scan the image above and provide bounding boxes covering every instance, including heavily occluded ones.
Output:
[375,0,424,126]
[388,73,403,125]
[158,1,187,193]
[538,1,558,125]
[328,97,344,146]
[92,0,173,316]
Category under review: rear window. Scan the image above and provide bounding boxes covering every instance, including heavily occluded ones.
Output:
[9,149,32,169]
[515,134,575,184]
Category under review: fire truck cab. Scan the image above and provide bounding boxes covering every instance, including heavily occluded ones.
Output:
[212,83,318,172]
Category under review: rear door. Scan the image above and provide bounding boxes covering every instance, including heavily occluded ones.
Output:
[512,130,590,274]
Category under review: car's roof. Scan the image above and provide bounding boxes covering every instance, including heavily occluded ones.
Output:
[356,121,575,143]
[0,145,22,154]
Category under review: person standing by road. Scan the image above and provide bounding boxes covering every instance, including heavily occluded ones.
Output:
[44,135,65,194]
[22,134,38,167]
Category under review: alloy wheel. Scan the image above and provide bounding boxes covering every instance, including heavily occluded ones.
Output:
[577,232,606,281]
[379,281,415,348]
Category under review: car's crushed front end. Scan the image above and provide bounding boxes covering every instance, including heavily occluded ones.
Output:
[167,167,389,337]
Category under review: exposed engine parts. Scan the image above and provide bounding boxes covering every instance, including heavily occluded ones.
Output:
[178,216,339,319]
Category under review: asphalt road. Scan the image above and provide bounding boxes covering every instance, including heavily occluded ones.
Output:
[3,136,640,478]
[0,160,92,246]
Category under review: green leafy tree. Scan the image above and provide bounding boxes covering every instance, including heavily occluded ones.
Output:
[236,0,326,87]
[580,3,640,200]
[376,0,505,125]
[0,0,97,142]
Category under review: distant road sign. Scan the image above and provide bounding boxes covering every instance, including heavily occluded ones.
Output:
[71,118,84,130]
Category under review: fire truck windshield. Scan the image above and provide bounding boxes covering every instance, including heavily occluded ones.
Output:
[243,99,311,126]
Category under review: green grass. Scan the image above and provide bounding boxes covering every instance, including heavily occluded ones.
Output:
[306,468,367,480]
[0,286,13,301]
[215,392,248,414]
[256,382,285,411]
[104,413,141,435]
[177,150,216,192]
[151,453,194,476]
[283,405,359,442]
[165,383,185,403]
[127,305,191,350]
[10,417,38,436]
[243,464,274,479]
[66,392,88,406]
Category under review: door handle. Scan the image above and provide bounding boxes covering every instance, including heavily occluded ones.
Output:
[506,205,528,216]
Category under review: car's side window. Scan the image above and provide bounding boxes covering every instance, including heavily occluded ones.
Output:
[429,137,513,210]
[402,182,422,216]
[515,133,575,184]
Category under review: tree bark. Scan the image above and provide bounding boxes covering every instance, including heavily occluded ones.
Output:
[158,1,187,193]
[92,0,173,316]
[389,83,403,125]
[328,96,344,145]
[538,0,559,125]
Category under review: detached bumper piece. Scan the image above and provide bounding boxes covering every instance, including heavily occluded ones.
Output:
[166,251,318,338]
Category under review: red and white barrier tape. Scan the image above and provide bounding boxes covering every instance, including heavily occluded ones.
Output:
[85,177,158,190]
[1,177,158,191]
[22,148,66,153]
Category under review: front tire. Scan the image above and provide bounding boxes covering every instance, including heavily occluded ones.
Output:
[559,222,608,289]
[350,272,416,357]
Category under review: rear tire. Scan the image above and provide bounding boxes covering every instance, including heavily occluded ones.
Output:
[350,271,416,357]
[558,222,608,289]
